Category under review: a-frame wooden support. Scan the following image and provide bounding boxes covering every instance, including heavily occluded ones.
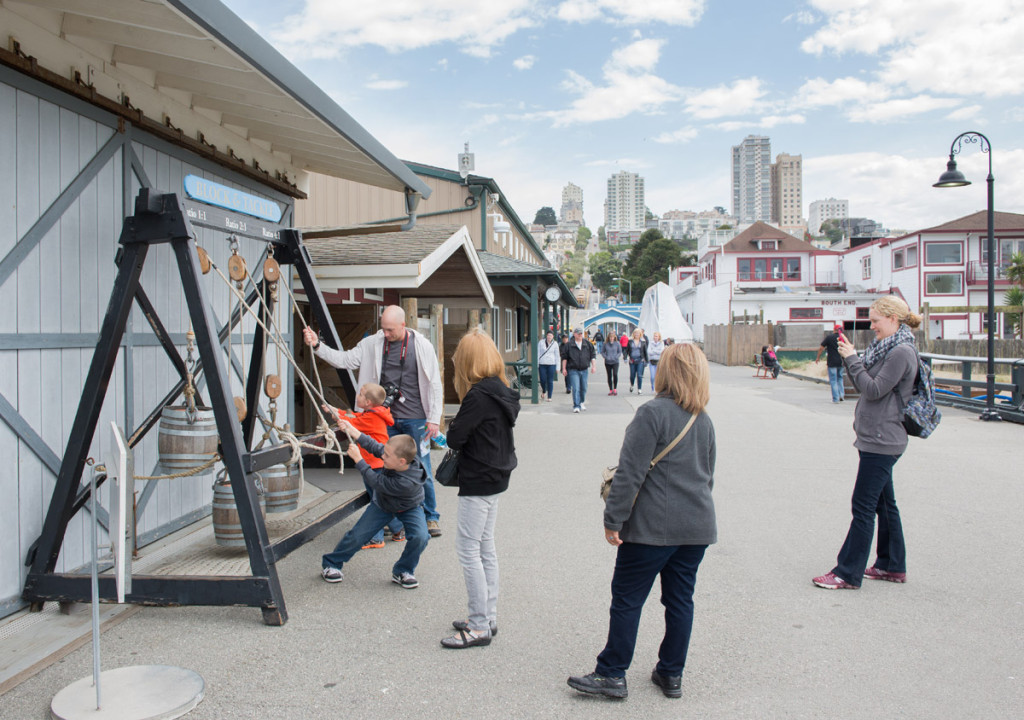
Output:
[22,190,358,625]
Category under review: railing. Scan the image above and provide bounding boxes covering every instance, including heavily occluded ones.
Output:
[965,261,1010,286]
[921,352,1024,422]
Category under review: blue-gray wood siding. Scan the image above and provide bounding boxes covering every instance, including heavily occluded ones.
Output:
[0,74,295,617]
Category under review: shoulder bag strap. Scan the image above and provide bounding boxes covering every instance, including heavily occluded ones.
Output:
[648,411,699,470]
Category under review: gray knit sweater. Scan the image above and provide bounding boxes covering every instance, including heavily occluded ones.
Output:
[604,397,717,546]
[843,344,916,455]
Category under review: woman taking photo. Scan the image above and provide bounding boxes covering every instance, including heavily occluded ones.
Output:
[568,343,717,699]
[601,330,622,395]
[537,330,559,403]
[441,329,520,648]
[812,295,919,590]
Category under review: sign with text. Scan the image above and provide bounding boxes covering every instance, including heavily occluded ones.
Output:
[184,174,283,222]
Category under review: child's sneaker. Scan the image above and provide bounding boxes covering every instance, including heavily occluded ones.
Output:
[391,530,406,542]
[812,572,858,589]
[362,539,385,549]
[391,572,419,589]
[321,567,343,583]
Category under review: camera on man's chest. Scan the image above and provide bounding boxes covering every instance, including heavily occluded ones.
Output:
[382,381,402,408]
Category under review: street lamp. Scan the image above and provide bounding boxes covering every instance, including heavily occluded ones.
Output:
[615,276,632,304]
[933,131,1001,422]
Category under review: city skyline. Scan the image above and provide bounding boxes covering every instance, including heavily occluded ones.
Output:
[221,0,1024,235]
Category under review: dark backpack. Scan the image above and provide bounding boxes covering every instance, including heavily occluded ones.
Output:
[899,353,941,438]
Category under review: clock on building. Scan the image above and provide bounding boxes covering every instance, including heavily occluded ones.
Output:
[544,285,561,302]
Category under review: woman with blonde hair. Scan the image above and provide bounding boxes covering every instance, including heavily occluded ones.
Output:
[813,295,920,590]
[569,343,717,699]
[441,329,520,648]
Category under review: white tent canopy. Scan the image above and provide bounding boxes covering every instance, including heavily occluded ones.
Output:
[638,282,694,343]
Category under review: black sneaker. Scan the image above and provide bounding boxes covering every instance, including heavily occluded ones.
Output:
[567,672,627,699]
[391,572,419,589]
[651,670,682,698]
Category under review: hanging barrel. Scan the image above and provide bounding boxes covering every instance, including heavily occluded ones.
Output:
[158,406,219,472]
[212,477,266,548]
[260,464,302,514]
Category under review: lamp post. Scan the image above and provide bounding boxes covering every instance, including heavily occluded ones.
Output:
[933,131,1001,422]
[615,276,632,304]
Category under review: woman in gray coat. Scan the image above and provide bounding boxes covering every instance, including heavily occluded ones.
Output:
[568,343,716,700]
[812,295,919,590]
[601,331,623,394]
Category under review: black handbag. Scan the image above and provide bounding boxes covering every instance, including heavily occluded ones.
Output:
[434,448,460,487]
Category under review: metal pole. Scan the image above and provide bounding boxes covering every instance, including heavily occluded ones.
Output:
[981,169,1000,421]
[90,467,102,709]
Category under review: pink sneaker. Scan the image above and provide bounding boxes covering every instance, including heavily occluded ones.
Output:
[812,572,858,590]
[864,567,906,583]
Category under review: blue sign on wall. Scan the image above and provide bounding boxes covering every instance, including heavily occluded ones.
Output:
[183,175,283,222]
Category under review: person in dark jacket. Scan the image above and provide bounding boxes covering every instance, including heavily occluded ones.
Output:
[601,331,623,394]
[321,429,428,589]
[561,326,597,413]
[626,329,649,394]
[569,343,716,699]
[441,329,520,649]
[812,296,919,590]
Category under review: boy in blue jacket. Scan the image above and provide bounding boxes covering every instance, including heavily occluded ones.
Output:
[321,422,429,589]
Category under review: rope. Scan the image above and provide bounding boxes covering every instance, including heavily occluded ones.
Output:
[133,453,222,480]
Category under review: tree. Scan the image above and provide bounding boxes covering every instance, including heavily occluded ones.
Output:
[1005,253,1024,338]
[597,225,606,243]
[618,237,685,301]
[588,251,622,293]
[1006,252,1024,288]
[577,226,592,243]
[820,219,844,245]
[1004,287,1024,339]
[533,206,557,226]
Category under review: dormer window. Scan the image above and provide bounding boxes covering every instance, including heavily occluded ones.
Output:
[760,240,777,250]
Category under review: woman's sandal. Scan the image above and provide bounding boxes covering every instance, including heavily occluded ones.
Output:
[440,628,491,649]
[452,619,498,637]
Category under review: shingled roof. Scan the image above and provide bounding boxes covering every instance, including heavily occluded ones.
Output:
[721,221,817,253]
[916,211,1024,234]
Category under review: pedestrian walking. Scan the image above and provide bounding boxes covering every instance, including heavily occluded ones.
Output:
[601,331,622,394]
[537,330,559,403]
[816,325,847,402]
[812,296,919,590]
[626,329,648,394]
[568,343,717,700]
[647,332,665,391]
[561,326,597,413]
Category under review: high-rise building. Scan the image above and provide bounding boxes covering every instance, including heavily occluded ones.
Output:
[560,182,584,225]
[770,153,804,234]
[732,135,772,224]
[808,198,849,235]
[604,171,645,233]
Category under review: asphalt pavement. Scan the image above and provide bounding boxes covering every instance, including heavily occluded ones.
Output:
[2,363,1021,719]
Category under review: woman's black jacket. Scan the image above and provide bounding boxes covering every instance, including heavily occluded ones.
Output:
[445,376,520,496]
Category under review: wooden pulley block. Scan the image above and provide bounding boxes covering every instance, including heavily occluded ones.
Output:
[228,254,247,282]
[264,374,282,399]
[233,396,247,422]
[263,258,281,283]
[196,246,212,275]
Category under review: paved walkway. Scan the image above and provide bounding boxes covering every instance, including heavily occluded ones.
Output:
[2,364,1021,718]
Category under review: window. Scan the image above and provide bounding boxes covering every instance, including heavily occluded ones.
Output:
[491,308,499,341]
[862,257,872,280]
[790,307,823,319]
[761,240,777,250]
[893,250,904,270]
[925,273,964,295]
[925,242,962,264]
[504,309,515,351]
[906,246,918,267]
[738,257,800,280]
[999,238,1024,268]
[857,307,870,319]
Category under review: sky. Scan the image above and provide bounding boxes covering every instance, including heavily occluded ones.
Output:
[220,0,1024,235]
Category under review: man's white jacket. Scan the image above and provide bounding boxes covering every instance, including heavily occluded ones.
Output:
[313,329,443,426]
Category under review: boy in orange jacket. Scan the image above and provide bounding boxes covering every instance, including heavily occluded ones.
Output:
[323,383,399,548]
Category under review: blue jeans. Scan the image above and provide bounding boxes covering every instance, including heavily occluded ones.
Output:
[322,500,429,577]
[389,418,439,523]
[538,364,556,398]
[828,365,846,402]
[833,451,905,585]
[596,543,707,678]
[649,360,658,390]
[629,361,646,389]
[567,368,589,408]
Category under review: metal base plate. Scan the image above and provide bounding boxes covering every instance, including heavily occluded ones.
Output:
[50,665,204,720]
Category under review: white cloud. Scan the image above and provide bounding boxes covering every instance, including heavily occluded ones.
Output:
[709,114,805,132]
[513,55,536,70]
[947,104,983,122]
[685,77,767,119]
[652,127,698,144]
[794,76,891,109]
[851,95,962,123]
[526,38,684,127]
[783,10,816,25]
[555,0,705,26]
[801,0,1024,98]
[365,79,408,91]
[583,157,647,167]
[270,0,537,58]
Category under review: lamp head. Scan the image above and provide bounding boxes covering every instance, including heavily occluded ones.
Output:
[934,157,970,188]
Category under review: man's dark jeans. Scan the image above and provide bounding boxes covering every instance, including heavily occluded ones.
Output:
[833,450,905,585]
[595,543,707,678]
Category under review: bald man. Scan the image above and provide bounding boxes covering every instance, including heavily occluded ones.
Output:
[304,305,445,537]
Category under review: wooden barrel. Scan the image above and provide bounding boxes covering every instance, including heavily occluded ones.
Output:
[260,464,301,514]
[158,406,219,472]
[212,479,266,548]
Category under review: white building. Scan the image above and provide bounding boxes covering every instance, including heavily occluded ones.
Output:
[808,198,849,236]
[605,171,645,232]
[560,181,584,225]
[732,136,772,224]
[660,208,736,240]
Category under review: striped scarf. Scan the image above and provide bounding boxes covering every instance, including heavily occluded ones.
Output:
[861,323,916,370]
